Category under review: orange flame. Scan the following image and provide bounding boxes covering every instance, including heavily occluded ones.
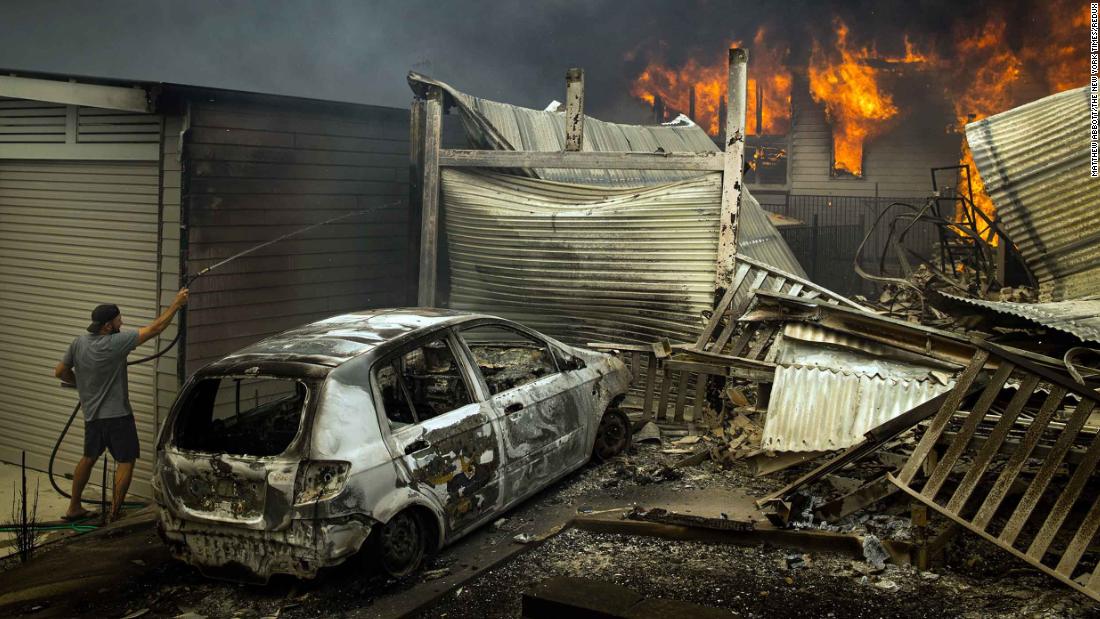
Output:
[944,3,1089,246]
[945,15,1025,246]
[629,27,791,136]
[1020,1,1092,93]
[808,20,900,176]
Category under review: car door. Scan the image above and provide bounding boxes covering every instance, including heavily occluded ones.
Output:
[455,321,589,507]
[373,330,504,536]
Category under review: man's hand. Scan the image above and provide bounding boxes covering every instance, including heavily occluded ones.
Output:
[138,287,190,345]
[173,288,189,307]
[54,362,76,386]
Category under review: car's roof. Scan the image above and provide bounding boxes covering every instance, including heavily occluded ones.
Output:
[206,308,495,372]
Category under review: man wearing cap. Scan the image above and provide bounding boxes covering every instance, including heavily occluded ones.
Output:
[54,288,189,522]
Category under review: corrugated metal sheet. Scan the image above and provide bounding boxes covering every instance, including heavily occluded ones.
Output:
[763,364,954,452]
[0,159,162,496]
[411,73,806,277]
[442,168,720,345]
[761,322,954,452]
[779,322,957,373]
[965,87,1098,301]
[940,292,1100,344]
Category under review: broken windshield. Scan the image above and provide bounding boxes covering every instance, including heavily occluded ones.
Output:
[172,376,309,457]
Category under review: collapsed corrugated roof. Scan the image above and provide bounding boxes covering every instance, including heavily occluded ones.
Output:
[965,87,1098,301]
[761,322,955,452]
[939,292,1100,344]
[409,72,806,278]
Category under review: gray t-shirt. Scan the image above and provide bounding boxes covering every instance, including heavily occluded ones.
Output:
[62,331,141,422]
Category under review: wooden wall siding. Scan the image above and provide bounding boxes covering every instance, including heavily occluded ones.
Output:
[787,84,960,199]
[156,115,183,430]
[183,100,412,372]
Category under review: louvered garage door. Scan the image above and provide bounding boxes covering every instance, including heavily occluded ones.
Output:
[0,160,161,498]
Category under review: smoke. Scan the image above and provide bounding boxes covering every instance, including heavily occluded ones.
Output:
[0,0,1078,119]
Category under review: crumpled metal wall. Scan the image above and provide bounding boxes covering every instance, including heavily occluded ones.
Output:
[965,87,1098,301]
[409,72,807,278]
[441,169,720,345]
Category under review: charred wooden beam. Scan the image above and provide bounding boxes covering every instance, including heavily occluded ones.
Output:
[417,86,443,306]
[716,48,748,292]
[564,68,584,151]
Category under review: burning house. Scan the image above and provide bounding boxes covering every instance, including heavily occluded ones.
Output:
[626,4,1091,294]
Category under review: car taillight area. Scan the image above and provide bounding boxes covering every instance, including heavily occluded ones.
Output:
[293,461,351,504]
[172,376,309,456]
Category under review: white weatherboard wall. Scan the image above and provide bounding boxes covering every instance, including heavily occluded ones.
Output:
[0,99,164,498]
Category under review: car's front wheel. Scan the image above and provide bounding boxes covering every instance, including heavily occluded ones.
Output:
[593,408,631,461]
[373,510,428,578]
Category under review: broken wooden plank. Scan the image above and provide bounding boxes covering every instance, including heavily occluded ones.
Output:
[890,339,1100,603]
[815,476,900,522]
[749,450,828,477]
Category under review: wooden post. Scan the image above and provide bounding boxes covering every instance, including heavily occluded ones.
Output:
[718,96,726,140]
[689,85,696,122]
[564,68,585,151]
[653,94,664,124]
[417,86,443,307]
[756,80,764,135]
[716,48,748,293]
[911,502,930,570]
[407,97,425,306]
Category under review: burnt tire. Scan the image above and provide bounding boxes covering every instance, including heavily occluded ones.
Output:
[373,510,428,578]
[593,408,631,462]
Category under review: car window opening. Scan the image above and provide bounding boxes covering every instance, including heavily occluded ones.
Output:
[377,338,473,429]
[459,325,559,396]
[173,376,307,456]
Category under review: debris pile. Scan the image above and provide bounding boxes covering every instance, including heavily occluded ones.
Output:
[590,87,1100,605]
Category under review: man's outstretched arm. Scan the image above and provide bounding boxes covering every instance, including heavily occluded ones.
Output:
[138,288,189,346]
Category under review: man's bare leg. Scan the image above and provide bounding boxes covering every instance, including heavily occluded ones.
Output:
[65,456,96,519]
[109,461,134,522]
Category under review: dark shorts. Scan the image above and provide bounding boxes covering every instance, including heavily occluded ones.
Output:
[84,416,140,462]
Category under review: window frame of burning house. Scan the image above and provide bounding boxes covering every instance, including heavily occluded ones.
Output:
[828,132,865,180]
[742,83,791,189]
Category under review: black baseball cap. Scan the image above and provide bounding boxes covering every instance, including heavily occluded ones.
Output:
[87,304,121,333]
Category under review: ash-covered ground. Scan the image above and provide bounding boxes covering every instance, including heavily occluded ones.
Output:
[3,441,1098,618]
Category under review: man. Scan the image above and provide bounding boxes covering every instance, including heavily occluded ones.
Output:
[54,288,189,522]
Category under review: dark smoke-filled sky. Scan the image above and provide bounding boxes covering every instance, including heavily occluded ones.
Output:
[0,0,1059,120]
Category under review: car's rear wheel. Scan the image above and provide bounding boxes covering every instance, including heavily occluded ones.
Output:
[374,510,428,578]
[593,408,631,461]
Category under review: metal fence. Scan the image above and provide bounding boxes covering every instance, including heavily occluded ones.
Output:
[771,194,939,298]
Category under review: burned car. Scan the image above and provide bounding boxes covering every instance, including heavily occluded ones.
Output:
[152,309,632,582]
